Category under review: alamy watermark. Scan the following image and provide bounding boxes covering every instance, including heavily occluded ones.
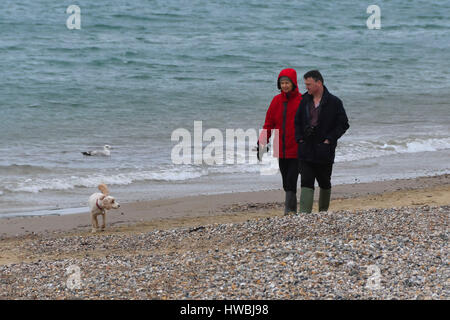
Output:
[66,5,380,30]
[66,5,81,30]
[367,5,381,29]
[170,121,279,175]
[365,265,382,290]
[66,264,82,290]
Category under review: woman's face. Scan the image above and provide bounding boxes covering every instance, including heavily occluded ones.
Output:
[280,79,293,93]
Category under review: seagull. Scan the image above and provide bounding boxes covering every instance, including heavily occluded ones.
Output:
[82,145,112,156]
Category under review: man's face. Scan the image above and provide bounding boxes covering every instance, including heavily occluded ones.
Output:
[304,77,322,95]
[280,79,293,93]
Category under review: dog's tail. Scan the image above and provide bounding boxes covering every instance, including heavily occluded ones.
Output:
[98,184,109,195]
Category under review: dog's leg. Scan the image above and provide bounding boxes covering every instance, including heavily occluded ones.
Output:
[91,214,98,233]
[101,212,106,231]
[92,214,100,233]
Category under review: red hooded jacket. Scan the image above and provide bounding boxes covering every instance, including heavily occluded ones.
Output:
[259,68,302,158]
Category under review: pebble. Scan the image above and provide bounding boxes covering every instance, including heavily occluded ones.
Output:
[0,205,448,299]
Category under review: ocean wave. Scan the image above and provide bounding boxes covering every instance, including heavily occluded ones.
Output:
[3,45,22,51]
[0,164,53,175]
[2,160,269,194]
[336,137,450,162]
[87,57,153,67]
[90,24,124,30]
[2,136,449,194]
[3,168,209,193]
[111,14,153,22]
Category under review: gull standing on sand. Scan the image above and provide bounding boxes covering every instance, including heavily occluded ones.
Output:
[82,145,112,156]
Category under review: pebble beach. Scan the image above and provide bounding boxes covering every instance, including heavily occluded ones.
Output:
[1,203,448,300]
[1,0,449,303]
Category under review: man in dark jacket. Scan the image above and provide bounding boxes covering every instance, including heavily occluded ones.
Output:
[294,70,349,213]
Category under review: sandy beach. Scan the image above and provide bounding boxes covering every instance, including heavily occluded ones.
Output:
[1,174,449,240]
[0,174,448,299]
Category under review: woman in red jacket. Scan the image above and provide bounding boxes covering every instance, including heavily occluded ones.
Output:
[258,68,302,215]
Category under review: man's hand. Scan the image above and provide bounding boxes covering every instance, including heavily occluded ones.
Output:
[324,139,330,144]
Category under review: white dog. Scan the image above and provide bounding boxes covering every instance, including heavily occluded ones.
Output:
[88,184,120,233]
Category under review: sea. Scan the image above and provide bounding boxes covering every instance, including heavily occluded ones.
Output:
[1,0,449,217]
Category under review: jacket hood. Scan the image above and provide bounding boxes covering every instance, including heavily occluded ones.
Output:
[277,68,300,99]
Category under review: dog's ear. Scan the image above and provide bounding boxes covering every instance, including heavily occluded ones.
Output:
[101,197,113,210]
[99,195,106,201]
[98,184,109,195]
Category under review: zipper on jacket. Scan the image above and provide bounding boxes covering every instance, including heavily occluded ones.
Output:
[282,101,287,158]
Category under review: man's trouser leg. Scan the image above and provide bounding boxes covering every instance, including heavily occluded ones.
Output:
[279,159,299,215]
[298,161,315,213]
[316,163,333,212]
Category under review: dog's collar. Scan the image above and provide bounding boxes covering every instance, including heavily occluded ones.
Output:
[96,199,103,210]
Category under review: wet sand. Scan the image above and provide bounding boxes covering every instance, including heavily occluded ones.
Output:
[0,174,448,242]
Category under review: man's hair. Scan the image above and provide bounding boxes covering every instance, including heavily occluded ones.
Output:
[303,70,324,84]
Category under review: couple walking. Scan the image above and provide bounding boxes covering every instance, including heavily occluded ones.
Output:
[258,69,349,214]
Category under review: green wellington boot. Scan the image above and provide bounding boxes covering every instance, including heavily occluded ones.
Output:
[318,188,331,212]
[299,187,314,213]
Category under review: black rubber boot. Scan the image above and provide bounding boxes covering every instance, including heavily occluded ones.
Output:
[284,191,297,215]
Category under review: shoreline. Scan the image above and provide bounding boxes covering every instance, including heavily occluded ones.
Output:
[0,174,448,299]
[0,174,448,239]
[1,149,449,217]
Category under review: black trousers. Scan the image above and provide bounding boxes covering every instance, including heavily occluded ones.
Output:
[278,158,299,192]
[299,160,333,189]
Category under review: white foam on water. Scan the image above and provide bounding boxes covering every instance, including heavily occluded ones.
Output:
[4,168,209,193]
[1,137,449,195]
[336,136,450,162]
[0,207,88,219]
